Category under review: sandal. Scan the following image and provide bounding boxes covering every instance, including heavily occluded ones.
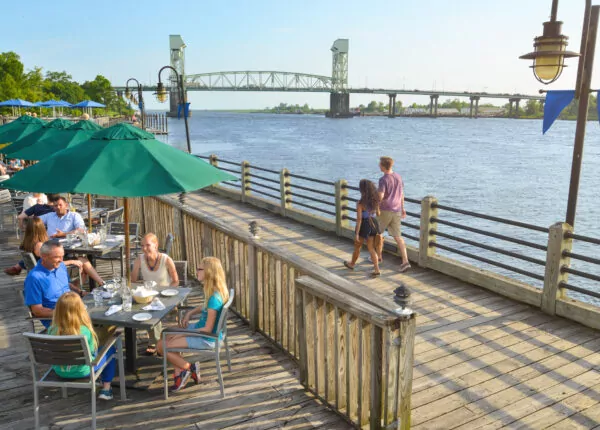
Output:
[145,344,157,355]
[371,271,381,278]
[343,261,355,270]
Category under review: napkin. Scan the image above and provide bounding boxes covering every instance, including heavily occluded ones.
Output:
[100,291,115,299]
[105,305,122,316]
[143,298,166,311]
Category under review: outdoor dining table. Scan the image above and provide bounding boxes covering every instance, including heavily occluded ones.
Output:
[84,286,192,373]
[61,238,124,290]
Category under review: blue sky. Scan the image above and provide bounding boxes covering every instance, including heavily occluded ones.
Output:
[4,0,595,109]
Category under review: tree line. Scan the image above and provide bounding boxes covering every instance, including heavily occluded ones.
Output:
[0,51,132,116]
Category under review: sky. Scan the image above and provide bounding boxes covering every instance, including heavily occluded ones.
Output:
[3,0,596,110]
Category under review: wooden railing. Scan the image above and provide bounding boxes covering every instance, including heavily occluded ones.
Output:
[127,196,415,430]
[197,154,600,332]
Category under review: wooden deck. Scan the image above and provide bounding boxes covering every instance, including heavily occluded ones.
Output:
[180,190,600,429]
[0,218,349,429]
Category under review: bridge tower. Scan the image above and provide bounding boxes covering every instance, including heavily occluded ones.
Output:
[168,35,188,117]
[328,39,351,118]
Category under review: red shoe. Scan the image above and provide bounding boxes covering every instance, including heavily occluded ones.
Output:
[4,266,22,276]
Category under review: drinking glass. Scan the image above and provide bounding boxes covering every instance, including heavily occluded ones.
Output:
[92,289,103,308]
[122,292,132,312]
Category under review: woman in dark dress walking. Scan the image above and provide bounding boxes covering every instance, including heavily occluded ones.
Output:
[343,179,381,277]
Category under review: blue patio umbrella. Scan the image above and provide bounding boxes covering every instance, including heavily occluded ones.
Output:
[73,100,106,116]
[73,100,106,108]
[0,99,34,116]
[0,99,34,107]
[39,99,67,117]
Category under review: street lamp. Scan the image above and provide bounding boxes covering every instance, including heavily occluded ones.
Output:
[520,0,599,227]
[156,66,192,154]
[125,78,145,130]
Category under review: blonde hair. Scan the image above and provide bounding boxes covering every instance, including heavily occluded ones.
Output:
[379,156,394,170]
[201,257,229,304]
[143,233,159,246]
[51,292,98,349]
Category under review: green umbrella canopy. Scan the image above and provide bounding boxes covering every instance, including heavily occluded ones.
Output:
[1,118,74,156]
[1,123,238,197]
[0,115,46,146]
[8,120,103,161]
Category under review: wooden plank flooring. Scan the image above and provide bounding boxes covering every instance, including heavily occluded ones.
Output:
[0,216,349,429]
[182,190,600,429]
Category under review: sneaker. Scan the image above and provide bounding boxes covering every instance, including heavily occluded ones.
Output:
[4,266,22,276]
[399,262,411,273]
[170,369,191,392]
[98,389,113,400]
[190,361,200,385]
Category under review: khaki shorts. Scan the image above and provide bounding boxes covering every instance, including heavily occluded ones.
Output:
[378,210,402,237]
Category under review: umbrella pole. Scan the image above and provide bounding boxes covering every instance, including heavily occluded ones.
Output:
[124,197,131,287]
[87,194,92,232]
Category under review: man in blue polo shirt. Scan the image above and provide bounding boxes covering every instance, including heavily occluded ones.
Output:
[40,196,85,238]
[24,241,86,327]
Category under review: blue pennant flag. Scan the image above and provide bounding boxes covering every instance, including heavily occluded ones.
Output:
[177,103,182,119]
[543,90,575,134]
[184,102,190,118]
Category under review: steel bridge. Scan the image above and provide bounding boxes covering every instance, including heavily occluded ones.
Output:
[113,35,543,118]
[114,70,542,100]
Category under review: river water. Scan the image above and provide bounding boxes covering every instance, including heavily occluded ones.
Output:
[157,112,600,302]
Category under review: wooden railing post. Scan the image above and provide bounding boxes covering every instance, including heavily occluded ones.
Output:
[241,161,251,203]
[296,288,307,385]
[248,241,259,332]
[396,314,416,430]
[370,324,383,429]
[335,180,349,237]
[209,154,218,168]
[419,196,438,268]
[280,168,291,216]
[541,222,573,315]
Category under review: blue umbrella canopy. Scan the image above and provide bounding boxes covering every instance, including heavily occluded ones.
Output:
[0,99,34,107]
[72,100,106,108]
[38,99,64,107]
[57,100,73,107]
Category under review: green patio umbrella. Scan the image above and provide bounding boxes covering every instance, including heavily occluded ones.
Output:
[1,118,74,156]
[0,115,46,149]
[7,119,102,161]
[1,123,237,282]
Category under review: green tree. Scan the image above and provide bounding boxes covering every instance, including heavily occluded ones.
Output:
[366,101,378,112]
[43,70,85,103]
[0,52,25,100]
[525,99,541,116]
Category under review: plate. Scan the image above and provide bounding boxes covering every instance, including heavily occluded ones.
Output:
[161,289,179,297]
[132,313,152,322]
[93,244,107,249]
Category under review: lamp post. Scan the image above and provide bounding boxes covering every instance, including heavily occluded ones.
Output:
[520,0,598,227]
[156,66,192,154]
[125,78,145,130]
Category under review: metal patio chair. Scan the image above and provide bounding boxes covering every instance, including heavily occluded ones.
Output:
[161,288,234,399]
[23,331,126,429]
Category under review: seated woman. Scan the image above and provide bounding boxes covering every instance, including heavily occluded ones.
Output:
[157,257,230,392]
[132,232,179,355]
[49,292,116,400]
[22,192,48,213]
[4,217,105,286]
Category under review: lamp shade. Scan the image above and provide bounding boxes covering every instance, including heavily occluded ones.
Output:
[520,20,579,84]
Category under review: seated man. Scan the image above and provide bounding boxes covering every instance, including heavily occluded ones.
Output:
[24,241,86,327]
[18,193,60,231]
[40,196,85,238]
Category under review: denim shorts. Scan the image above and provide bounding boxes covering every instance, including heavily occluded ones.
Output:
[185,336,215,350]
